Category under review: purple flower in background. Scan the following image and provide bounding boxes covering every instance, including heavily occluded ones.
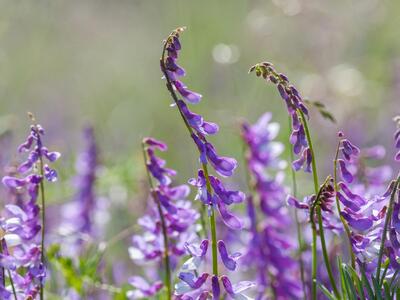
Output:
[0,121,59,298]
[241,113,302,299]
[58,127,99,255]
[333,132,394,273]
[249,62,312,174]
[127,137,198,299]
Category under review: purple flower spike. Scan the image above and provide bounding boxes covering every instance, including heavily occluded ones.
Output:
[143,137,168,151]
[127,276,163,298]
[337,192,361,212]
[217,202,243,230]
[287,195,309,209]
[179,272,209,289]
[2,176,27,188]
[177,100,219,135]
[217,240,241,271]
[338,159,353,183]
[205,143,237,177]
[342,139,360,159]
[211,276,220,299]
[173,80,202,104]
[341,211,373,231]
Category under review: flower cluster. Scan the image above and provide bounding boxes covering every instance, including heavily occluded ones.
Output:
[127,137,198,298]
[241,112,302,299]
[0,122,60,298]
[161,28,251,299]
[333,132,392,272]
[58,127,99,255]
[249,62,312,174]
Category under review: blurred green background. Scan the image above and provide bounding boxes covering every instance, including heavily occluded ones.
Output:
[0,0,400,289]
[1,0,400,169]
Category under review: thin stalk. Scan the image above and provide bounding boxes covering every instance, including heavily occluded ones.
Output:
[333,141,356,268]
[297,110,319,300]
[288,116,307,300]
[202,163,219,277]
[316,205,340,298]
[376,175,400,284]
[38,144,46,300]
[160,37,208,240]
[142,143,172,300]
[160,35,219,287]
[7,269,17,300]
[298,110,339,298]
[0,241,5,287]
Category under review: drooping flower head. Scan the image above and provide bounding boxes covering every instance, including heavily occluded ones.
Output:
[249,62,312,174]
[241,113,302,299]
[161,28,252,299]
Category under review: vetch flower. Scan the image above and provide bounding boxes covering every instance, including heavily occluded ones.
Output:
[242,113,302,299]
[161,28,250,300]
[128,137,198,299]
[0,119,59,299]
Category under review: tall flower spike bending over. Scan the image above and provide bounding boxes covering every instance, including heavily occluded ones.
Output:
[160,28,252,299]
[1,116,60,299]
[241,112,302,299]
[127,137,198,299]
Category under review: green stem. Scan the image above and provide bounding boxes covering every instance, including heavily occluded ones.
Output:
[316,205,340,298]
[142,143,172,300]
[288,116,307,300]
[298,110,340,298]
[333,141,356,268]
[38,150,46,300]
[297,110,319,300]
[202,163,219,278]
[7,269,17,300]
[160,37,208,240]
[376,175,400,284]
[160,34,219,287]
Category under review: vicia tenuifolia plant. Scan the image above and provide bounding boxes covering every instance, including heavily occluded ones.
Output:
[2,27,400,300]
[160,27,253,299]
[1,114,60,300]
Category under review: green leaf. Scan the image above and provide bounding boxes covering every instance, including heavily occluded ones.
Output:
[372,275,383,300]
[360,267,375,299]
[317,282,337,300]
[342,267,357,300]
[346,265,366,300]
[383,280,391,299]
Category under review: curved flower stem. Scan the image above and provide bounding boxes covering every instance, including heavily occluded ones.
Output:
[333,141,356,268]
[287,117,307,300]
[297,110,319,300]
[376,174,400,284]
[160,39,208,240]
[298,110,340,299]
[142,143,172,300]
[160,37,219,291]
